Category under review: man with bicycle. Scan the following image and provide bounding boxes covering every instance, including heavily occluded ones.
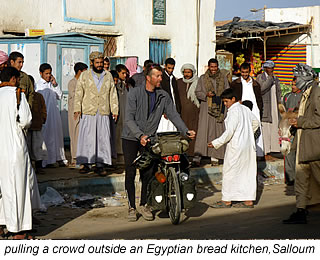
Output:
[122,63,196,222]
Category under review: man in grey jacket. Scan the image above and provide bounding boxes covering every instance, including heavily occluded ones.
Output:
[256,60,282,158]
[122,63,196,222]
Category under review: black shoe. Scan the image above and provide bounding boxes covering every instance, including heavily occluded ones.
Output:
[283,209,307,224]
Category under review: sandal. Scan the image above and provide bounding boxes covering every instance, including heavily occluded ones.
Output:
[212,201,232,208]
[232,202,254,208]
[11,231,35,240]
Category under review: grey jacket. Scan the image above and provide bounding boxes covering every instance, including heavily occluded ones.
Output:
[256,72,281,123]
[121,86,189,141]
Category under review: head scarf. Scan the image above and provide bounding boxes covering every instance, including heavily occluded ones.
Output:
[0,50,9,65]
[89,51,104,61]
[293,63,317,92]
[125,57,137,77]
[263,60,275,69]
[180,63,200,108]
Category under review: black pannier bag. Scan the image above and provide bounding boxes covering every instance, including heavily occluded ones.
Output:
[147,177,166,210]
[181,177,197,209]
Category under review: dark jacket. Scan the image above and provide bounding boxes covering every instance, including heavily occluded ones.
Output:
[130,72,145,88]
[30,92,47,131]
[160,70,181,114]
[230,77,263,120]
[121,85,188,141]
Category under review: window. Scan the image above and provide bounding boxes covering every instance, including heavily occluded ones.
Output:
[149,39,171,65]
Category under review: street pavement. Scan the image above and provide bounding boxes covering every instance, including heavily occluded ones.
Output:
[28,158,320,240]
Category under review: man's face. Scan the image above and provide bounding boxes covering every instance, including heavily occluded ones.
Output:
[118,69,127,81]
[165,64,175,75]
[10,57,24,71]
[92,58,104,73]
[223,97,237,109]
[40,69,52,82]
[208,62,218,74]
[183,69,193,80]
[291,79,299,93]
[265,67,274,76]
[240,68,250,81]
[147,69,162,88]
[104,61,110,71]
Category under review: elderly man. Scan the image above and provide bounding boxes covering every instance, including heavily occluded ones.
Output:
[283,64,320,224]
[177,63,200,160]
[256,60,281,158]
[194,58,230,166]
[74,52,118,176]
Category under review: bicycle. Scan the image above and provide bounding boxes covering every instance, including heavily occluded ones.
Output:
[133,131,196,225]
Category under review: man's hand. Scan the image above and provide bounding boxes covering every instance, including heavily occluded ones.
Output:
[140,135,150,146]
[206,91,215,97]
[208,142,214,148]
[50,75,57,87]
[163,114,168,120]
[187,130,196,140]
[289,118,298,128]
[112,114,118,122]
[74,112,80,120]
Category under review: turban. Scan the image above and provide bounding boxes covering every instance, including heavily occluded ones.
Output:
[180,63,200,108]
[125,57,137,77]
[263,60,275,69]
[180,63,196,75]
[0,50,9,65]
[292,63,316,92]
[89,51,104,61]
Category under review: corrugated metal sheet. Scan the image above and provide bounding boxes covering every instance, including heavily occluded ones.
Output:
[149,39,171,65]
[267,44,306,85]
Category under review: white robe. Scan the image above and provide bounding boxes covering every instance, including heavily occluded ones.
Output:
[35,78,66,167]
[212,102,259,201]
[0,87,40,232]
[241,77,264,156]
[157,72,177,133]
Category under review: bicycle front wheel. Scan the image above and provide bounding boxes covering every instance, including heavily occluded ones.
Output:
[167,167,181,225]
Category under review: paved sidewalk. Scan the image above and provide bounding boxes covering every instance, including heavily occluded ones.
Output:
[37,158,285,195]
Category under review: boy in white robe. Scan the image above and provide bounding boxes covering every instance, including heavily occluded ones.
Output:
[35,63,67,168]
[0,67,38,239]
[208,88,259,208]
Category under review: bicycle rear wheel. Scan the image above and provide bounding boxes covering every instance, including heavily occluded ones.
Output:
[167,167,181,225]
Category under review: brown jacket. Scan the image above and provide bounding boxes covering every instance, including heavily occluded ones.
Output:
[19,71,34,108]
[30,92,47,131]
[230,77,263,120]
[297,81,320,163]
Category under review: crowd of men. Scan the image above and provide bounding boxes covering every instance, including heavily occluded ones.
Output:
[0,47,319,239]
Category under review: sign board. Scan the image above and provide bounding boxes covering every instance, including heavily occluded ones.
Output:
[153,0,166,25]
[25,29,45,36]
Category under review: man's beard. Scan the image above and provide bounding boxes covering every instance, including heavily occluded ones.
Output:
[92,65,104,74]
